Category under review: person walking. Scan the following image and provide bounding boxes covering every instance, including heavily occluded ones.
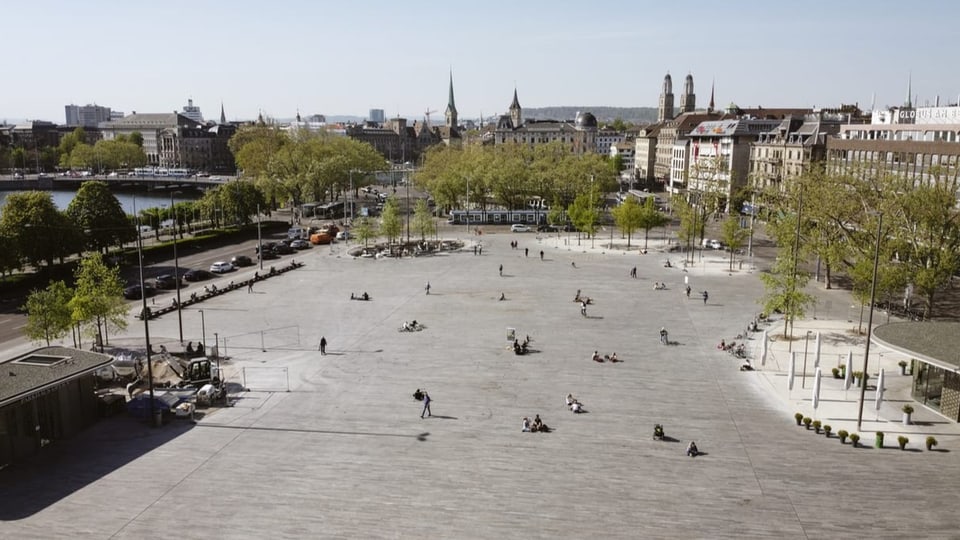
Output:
[425,281,431,295]
[247,280,254,293]
[702,290,709,305]
[499,264,503,277]
[539,250,544,261]
[580,300,587,317]
[630,266,637,278]
[525,247,529,257]
[420,392,432,418]
[473,245,477,255]
[319,336,327,355]
[685,284,691,298]
[659,327,668,345]
[478,246,483,255]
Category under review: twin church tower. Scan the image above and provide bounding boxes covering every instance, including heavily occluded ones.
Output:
[658,72,708,122]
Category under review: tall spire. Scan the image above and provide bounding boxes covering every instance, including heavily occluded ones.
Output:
[708,79,715,113]
[905,73,913,108]
[445,69,458,129]
[219,101,226,124]
[509,87,522,129]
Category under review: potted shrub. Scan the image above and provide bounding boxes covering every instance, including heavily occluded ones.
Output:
[898,360,908,376]
[850,433,861,447]
[803,417,813,430]
[812,420,822,434]
[897,435,909,450]
[926,436,938,451]
[838,429,849,444]
[831,367,841,379]
[853,371,863,387]
[902,404,914,425]
[794,412,804,426]
[823,425,832,437]
[875,431,884,448]
[839,364,846,378]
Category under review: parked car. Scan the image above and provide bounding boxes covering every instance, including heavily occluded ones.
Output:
[705,239,725,250]
[537,224,558,232]
[231,255,254,267]
[256,242,278,254]
[290,239,311,249]
[273,243,295,255]
[335,231,351,241]
[123,283,156,300]
[510,224,531,233]
[258,249,279,260]
[209,261,234,273]
[183,269,214,282]
[154,274,181,290]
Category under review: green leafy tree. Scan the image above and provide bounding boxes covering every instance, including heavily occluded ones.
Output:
[720,214,749,271]
[547,202,567,237]
[412,199,436,241]
[380,198,402,245]
[567,191,600,246]
[68,253,127,350]
[23,280,74,346]
[129,131,144,148]
[353,217,378,247]
[0,191,74,268]
[636,198,670,250]
[229,125,289,178]
[66,180,135,253]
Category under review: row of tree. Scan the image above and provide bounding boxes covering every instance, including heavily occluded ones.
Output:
[58,127,147,172]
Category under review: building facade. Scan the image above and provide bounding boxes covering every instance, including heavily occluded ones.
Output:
[596,129,626,155]
[101,113,236,171]
[369,109,385,124]
[65,104,113,127]
[750,114,843,191]
[181,98,204,123]
[494,89,598,154]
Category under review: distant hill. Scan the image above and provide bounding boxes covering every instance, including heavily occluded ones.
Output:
[522,107,659,126]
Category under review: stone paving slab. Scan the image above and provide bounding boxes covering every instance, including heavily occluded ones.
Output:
[1,233,958,538]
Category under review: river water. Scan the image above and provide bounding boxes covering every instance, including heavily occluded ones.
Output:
[0,189,200,214]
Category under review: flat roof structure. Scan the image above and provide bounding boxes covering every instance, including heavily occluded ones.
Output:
[0,346,113,408]
[873,322,960,371]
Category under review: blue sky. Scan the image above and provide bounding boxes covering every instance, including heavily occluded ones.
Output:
[3,0,957,123]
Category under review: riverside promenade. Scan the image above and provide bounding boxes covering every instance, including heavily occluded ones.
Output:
[1,230,958,539]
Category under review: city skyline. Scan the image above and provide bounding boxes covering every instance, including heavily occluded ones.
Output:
[4,0,959,123]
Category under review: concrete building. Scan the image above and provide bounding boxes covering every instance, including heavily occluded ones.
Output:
[346,117,436,163]
[64,104,113,128]
[494,88,598,155]
[0,347,113,468]
[180,98,203,123]
[101,112,236,171]
[595,128,625,156]
[369,109,385,124]
[684,118,784,209]
[655,112,724,190]
[750,113,843,192]
[633,124,661,190]
[824,100,960,188]
[610,139,635,188]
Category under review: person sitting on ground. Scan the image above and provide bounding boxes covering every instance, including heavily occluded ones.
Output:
[362,292,369,301]
[190,292,198,302]
[413,389,424,401]
[566,393,575,407]
[171,298,179,307]
[592,350,602,362]
[522,417,532,432]
[686,441,699,457]
[196,343,204,356]
[575,289,582,302]
[571,400,584,413]
[411,320,418,330]
[533,414,547,433]
[654,424,665,439]
[718,339,726,350]
[664,260,672,268]
[514,341,523,355]
[609,352,619,363]
[186,342,194,353]
[159,344,168,354]
[499,292,505,301]
[351,292,356,300]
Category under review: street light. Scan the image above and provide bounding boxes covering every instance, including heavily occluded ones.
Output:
[134,205,157,427]
[169,192,183,344]
[857,212,883,431]
[801,330,812,389]
[199,309,206,352]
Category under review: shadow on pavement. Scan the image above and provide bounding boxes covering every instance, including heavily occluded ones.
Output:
[0,416,195,521]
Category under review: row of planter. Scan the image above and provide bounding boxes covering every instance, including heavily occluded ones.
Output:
[793,412,939,450]
[829,360,912,382]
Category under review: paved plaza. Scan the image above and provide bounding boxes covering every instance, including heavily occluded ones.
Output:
[2,230,959,539]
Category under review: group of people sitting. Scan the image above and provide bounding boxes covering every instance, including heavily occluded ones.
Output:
[513,335,531,355]
[350,292,371,301]
[185,341,205,356]
[401,320,423,332]
[717,340,746,358]
[521,414,550,433]
[203,284,219,294]
[566,394,585,413]
[591,351,620,363]
[652,281,667,290]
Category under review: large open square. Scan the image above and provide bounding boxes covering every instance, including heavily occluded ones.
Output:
[2,231,958,539]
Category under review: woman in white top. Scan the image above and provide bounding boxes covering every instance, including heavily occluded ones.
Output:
[522,417,532,432]
[571,401,583,413]
[565,394,574,407]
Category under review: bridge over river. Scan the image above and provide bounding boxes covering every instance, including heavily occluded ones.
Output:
[0,174,234,192]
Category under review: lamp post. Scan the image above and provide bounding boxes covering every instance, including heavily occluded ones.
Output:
[199,309,206,353]
[169,192,183,344]
[801,330,812,389]
[465,175,470,235]
[857,212,883,431]
[405,168,411,245]
[256,203,263,270]
[134,209,157,427]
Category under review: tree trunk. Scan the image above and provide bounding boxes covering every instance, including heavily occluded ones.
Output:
[824,262,832,289]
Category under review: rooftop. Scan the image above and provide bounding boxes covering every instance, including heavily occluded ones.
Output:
[0,346,114,407]
[873,322,960,370]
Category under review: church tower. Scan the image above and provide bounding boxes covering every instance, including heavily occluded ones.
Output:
[658,73,675,122]
[680,73,695,113]
[445,71,458,129]
[509,88,522,129]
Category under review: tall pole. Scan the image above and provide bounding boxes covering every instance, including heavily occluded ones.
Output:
[405,168,410,244]
[135,210,157,426]
[465,176,470,234]
[857,212,883,431]
[199,309,206,353]
[257,203,263,270]
[170,192,183,344]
